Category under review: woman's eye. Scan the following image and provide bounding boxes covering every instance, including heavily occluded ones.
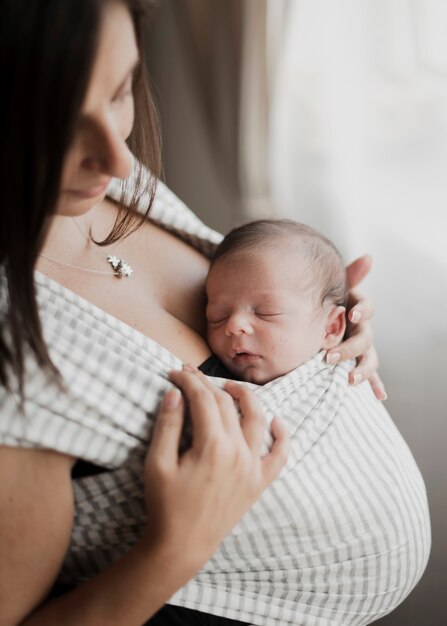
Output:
[113,77,133,103]
[113,89,133,103]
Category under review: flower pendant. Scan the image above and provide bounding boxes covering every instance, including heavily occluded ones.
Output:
[107,255,133,278]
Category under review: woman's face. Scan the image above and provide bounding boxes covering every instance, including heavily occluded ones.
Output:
[56,0,139,216]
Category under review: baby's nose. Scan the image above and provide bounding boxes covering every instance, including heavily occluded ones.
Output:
[225,314,252,336]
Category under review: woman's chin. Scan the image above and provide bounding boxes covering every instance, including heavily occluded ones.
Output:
[55,190,108,217]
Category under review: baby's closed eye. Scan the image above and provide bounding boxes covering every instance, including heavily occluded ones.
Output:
[207,317,228,326]
[256,311,283,320]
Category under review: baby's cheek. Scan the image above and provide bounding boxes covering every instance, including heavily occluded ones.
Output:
[272,334,299,367]
[269,332,289,355]
[208,328,222,354]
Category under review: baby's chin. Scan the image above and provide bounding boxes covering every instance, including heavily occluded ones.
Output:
[218,353,289,384]
[242,368,273,385]
[228,363,279,385]
[229,360,300,385]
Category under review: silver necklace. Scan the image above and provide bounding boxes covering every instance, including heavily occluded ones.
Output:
[39,218,134,278]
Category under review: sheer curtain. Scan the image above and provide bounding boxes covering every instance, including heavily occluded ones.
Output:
[268,0,447,263]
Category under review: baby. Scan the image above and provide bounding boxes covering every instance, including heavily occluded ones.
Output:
[205,219,348,384]
[178,219,429,624]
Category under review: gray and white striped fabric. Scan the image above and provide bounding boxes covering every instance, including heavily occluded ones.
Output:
[0,177,430,625]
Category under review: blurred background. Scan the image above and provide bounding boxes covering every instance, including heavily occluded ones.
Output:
[146,1,447,624]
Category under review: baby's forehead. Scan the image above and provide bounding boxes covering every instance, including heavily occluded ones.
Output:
[207,222,347,309]
[210,242,312,283]
[208,247,319,300]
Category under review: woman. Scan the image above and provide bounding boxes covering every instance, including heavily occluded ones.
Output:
[0,1,403,625]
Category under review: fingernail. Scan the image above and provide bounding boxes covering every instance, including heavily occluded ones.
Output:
[377,386,388,401]
[326,352,341,364]
[350,310,362,323]
[163,388,181,409]
[351,373,363,385]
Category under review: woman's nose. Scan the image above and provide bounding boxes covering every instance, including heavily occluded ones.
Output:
[225,314,253,336]
[82,118,134,180]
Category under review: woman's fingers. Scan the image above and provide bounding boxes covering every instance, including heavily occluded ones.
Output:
[347,293,375,323]
[180,366,242,436]
[327,322,372,364]
[368,372,388,401]
[169,368,287,468]
[339,257,385,400]
[188,367,242,437]
[345,255,372,289]
[168,367,289,479]
[342,345,387,401]
[225,381,290,486]
[168,369,222,449]
[351,367,387,401]
[143,369,290,573]
[143,374,235,568]
[224,381,265,453]
[225,382,289,493]
[261,417,290,484]
[348,345,379,384]
[327,324,387,401]
[147,388,183,467]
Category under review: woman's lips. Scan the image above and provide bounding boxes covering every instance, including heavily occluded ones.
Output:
[66,181,111,199]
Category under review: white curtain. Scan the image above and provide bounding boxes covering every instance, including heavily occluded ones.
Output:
[269,0,447,258]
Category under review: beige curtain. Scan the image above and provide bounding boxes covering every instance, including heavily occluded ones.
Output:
[169,0,244,199]
[238,0,270,219]
[152,0,281,225]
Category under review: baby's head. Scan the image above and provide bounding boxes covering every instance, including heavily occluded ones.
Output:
[205,220,348,384]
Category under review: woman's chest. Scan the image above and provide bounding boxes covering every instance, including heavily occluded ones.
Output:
[43,219,213,365]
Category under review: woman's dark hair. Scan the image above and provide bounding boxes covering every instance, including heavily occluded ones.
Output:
[0,0,161,396]
[212,219,349,308]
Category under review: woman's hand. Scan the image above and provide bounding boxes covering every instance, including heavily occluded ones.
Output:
[326,255,387,401]
[143,367,289,575]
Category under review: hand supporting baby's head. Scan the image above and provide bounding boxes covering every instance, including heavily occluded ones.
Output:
[205,219,348,384]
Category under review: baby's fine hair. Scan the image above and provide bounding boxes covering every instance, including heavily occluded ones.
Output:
[212,219,348,307]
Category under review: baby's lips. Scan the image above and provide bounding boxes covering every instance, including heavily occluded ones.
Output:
[229,347,253,359]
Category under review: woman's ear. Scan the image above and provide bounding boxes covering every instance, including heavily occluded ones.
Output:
[322,306,346,349]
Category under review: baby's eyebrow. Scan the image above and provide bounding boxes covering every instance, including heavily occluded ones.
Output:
[255,289,282,298]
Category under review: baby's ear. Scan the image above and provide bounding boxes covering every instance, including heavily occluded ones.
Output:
[322,306,346,349]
